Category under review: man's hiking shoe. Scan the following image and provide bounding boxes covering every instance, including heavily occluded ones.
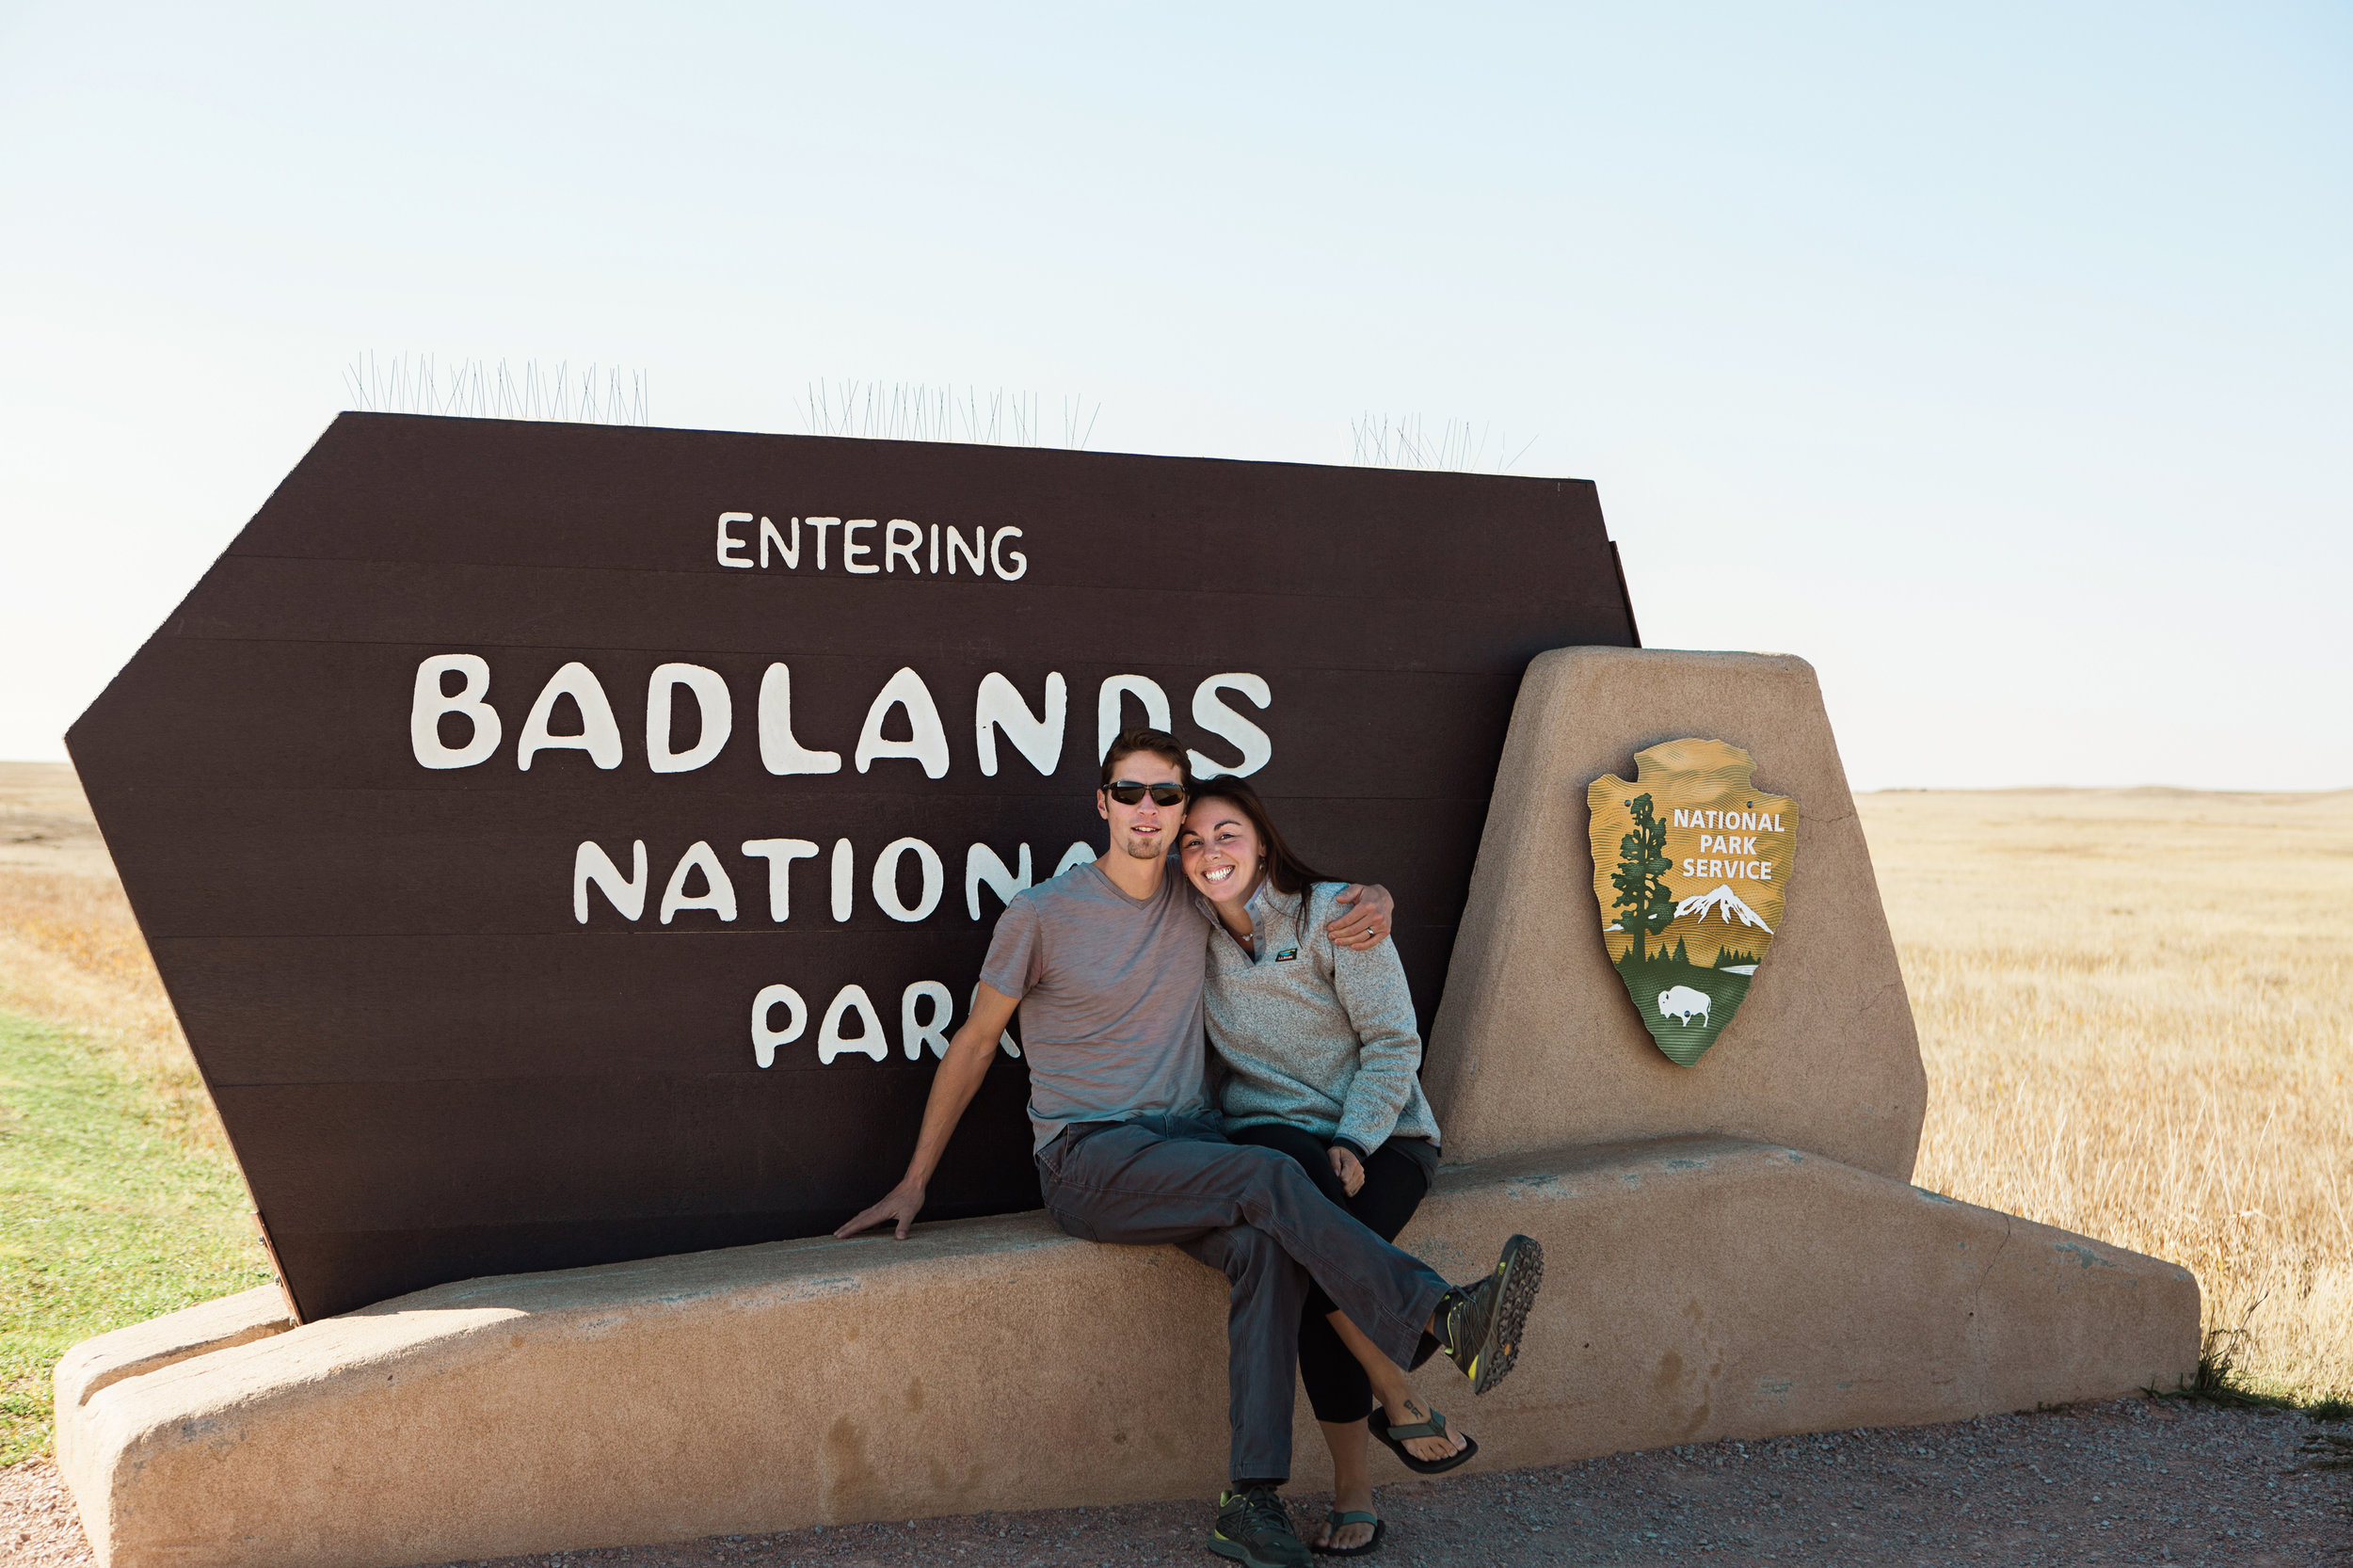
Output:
[1210,1485,1311,1568]
[1433,1233,1545,1395]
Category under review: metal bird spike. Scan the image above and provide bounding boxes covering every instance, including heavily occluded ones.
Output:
[789,381,1099,449]
[342,355,650,425]
[1351,410,1536,473]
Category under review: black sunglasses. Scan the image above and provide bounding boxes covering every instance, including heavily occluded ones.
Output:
[1104,779,1188,807]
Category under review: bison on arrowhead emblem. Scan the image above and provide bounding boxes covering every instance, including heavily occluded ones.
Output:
[1587,738,1797,1066]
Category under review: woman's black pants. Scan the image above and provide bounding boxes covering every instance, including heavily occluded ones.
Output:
[1227,1123,1431,1425]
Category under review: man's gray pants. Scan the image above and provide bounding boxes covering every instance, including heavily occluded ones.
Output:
[1035,1113,1449,1482]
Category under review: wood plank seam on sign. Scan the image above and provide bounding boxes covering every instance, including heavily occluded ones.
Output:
[202,1067,1067,1087]
[222,1181,1043,1235]
[215,528,1616,599]
[70,752,1522,806]
[119,856,1481,913]
[102,858,1480,924]
[147,920,1464,945]
[133,585,1600,673]
[133,633,1594,680]
[182,552,1621,617]
[83,786,1507,804]
[152,923,1465,1087]
[72,796,1490,849]
[72,648,1534,767]
[190,1060,1455,1089]
[80,649,1544,695]
[126,637,1584,686]
[163,1046,1468,1087]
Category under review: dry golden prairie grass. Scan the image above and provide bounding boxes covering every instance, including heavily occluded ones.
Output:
[0,763,225,1153]
[1858,787,2353,1403]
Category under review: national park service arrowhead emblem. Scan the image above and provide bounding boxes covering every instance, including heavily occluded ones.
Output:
[1588,739,1796,1066]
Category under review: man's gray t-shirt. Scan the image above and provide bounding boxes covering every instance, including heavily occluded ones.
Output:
[980,861,1214,1151]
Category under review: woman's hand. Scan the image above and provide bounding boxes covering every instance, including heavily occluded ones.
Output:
[1329,1144,1366,1196]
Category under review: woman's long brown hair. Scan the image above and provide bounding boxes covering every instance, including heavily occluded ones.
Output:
[1184,776,1340,901]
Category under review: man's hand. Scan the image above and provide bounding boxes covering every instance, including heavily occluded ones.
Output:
[833,983,1019,1241]
[1326,883,1395,951]
[835,1177,927,1240]
[1329,1144,1366,1197]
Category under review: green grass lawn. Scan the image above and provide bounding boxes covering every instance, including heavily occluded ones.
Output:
[0,1010,273,1464]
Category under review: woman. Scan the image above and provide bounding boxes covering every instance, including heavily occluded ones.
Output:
[1177,777,1469,1559]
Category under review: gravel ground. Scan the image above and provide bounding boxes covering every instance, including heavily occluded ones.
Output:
[0,1457,88,1567]
[8,1399,2347,1566]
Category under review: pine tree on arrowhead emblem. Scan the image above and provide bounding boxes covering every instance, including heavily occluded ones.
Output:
[1610,792,1677,962]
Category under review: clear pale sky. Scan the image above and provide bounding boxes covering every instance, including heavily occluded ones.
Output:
[3,5,2345,788]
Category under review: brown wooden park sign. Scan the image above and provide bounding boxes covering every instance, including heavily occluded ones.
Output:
[67,413,1640,1320]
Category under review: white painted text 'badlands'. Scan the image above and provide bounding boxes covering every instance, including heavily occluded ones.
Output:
[409,657,1272,780]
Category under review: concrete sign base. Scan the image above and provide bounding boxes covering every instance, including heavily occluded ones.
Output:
[54,648,2201,1566]
[1426,647,1930,1176]
[56,1140,2194,1568]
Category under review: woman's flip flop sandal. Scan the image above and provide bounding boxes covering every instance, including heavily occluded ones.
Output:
[1311,1510,1386,1557]
[1368,1406,1479,1475]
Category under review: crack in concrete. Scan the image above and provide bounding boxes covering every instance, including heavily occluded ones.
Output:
[1968,1214,2015,1343]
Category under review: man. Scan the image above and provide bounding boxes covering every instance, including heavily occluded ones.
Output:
[837,728,1544,1568]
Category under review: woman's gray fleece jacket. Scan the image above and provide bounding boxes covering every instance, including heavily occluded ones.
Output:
[1196,879,1443,1159]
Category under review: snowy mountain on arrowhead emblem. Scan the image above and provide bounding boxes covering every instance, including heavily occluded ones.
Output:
[1673,883,1774,934]
[1586,738,1798,1066]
